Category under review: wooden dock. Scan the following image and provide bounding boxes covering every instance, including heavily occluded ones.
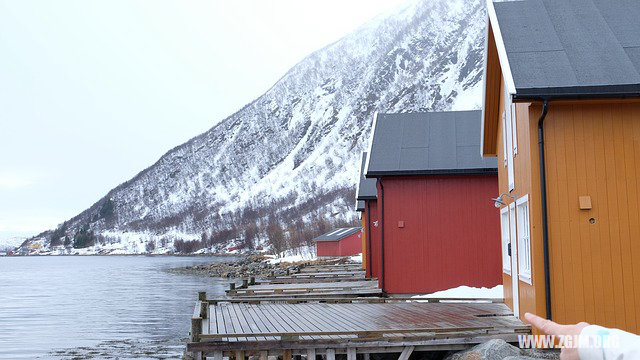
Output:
[228,280,381,297]
[227,263,378,298]
[186,262,529,359]
[187,297,529,358]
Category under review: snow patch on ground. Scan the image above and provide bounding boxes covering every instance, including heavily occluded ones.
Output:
[266,245,317,264]
[348,254,362,263]
[413,285,503,300]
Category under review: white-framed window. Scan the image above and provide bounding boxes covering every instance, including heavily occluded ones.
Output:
[500,206,511,274]
[503,84,515,191]
[505,85,517,156]
[516,195,532,284]
[501,112,508,167]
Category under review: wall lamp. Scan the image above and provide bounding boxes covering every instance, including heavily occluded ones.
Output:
[491,192,517,208]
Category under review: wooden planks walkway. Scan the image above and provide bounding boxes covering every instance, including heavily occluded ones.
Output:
[187,262,529,359]
[228,280,381,297]
[228,265,379,298]
[188,299,529,356]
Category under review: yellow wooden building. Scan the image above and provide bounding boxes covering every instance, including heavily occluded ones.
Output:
[482,0,640,333]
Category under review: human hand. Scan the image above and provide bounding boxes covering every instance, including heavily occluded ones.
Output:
[524,312,589,360]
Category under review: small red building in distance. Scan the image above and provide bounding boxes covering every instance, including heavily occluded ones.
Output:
[314,227,362,257]
[365,110,502,294]
[356,152,380,278]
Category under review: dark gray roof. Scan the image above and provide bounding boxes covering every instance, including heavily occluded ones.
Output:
[366,111,497,177]
[313,227,361,242]
[355,200,365,212]
[494,0,640,99]
[356,152,377,200]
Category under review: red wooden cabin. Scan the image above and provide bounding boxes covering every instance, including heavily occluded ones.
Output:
[314,227,362,257]
[356,152,380,278]
[365,111,502,294]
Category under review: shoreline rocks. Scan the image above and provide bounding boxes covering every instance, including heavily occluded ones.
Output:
[166,254,359,279]
[444,339,559,360]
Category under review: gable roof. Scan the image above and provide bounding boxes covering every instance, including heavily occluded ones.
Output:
[355,200,365,212]
[366,111,497,177]
[313,227,361,242]
[356,152,377,200]
[491,0,640,99]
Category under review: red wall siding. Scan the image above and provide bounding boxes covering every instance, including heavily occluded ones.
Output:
[316,231,362,257]
[365,200,382,281]
[316,241,339,257]
[338,231,362,256]
[378,175,502,294]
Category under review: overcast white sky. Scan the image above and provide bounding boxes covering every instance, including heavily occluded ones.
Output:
[0,0,407,242]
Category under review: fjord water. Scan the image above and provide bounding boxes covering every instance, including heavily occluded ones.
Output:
[0,256,233,359]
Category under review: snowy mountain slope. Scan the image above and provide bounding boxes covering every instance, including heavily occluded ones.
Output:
[26,0,487,254]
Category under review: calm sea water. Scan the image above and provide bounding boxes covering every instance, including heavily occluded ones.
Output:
[0,256,235,359]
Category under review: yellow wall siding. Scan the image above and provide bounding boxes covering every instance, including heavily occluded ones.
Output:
[543,101,640,333]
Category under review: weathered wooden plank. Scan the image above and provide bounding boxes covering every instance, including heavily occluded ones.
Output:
[240,303,271,341]
[283,349,292,360]
[198,325,513,339]
[222,303,246,342]
[326,349,336,360]
[398,346,414,360]
[266,276,369,284]
[195,299,530,356]
[306,348,316,360]
[188,331,527,352]
[206,297,503,304]
[270,303,314,341]
[346,348,356,360]
[284,302,349,340]
[237,280,378,291]
[234,303,264,342]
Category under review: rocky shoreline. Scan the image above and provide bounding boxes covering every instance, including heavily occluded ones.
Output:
[167,254,359,279]
[166,255,284,278]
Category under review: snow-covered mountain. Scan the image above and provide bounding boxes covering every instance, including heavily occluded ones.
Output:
[24,0,486,254]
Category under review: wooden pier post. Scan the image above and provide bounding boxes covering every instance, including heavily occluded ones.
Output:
[235,350,245,360]
[283,349,292,360]
[398,346,414,360]
[242,279,249,288]
[191,317,202,342]
[326,349,335,360]
[346,348,356,360]
[200,301,208,319]
[306,348,316,360]
[198,291,207,301]
[249,276,256,285]
[229,282,236,291]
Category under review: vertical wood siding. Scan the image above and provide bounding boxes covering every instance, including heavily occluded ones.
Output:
[361,216,367,269]
[315,231,362,257]
[381,175,502,294]
[337,231,363,256]
[543,101,640,333]
[366,200,382,283]
[316,241,339,257]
